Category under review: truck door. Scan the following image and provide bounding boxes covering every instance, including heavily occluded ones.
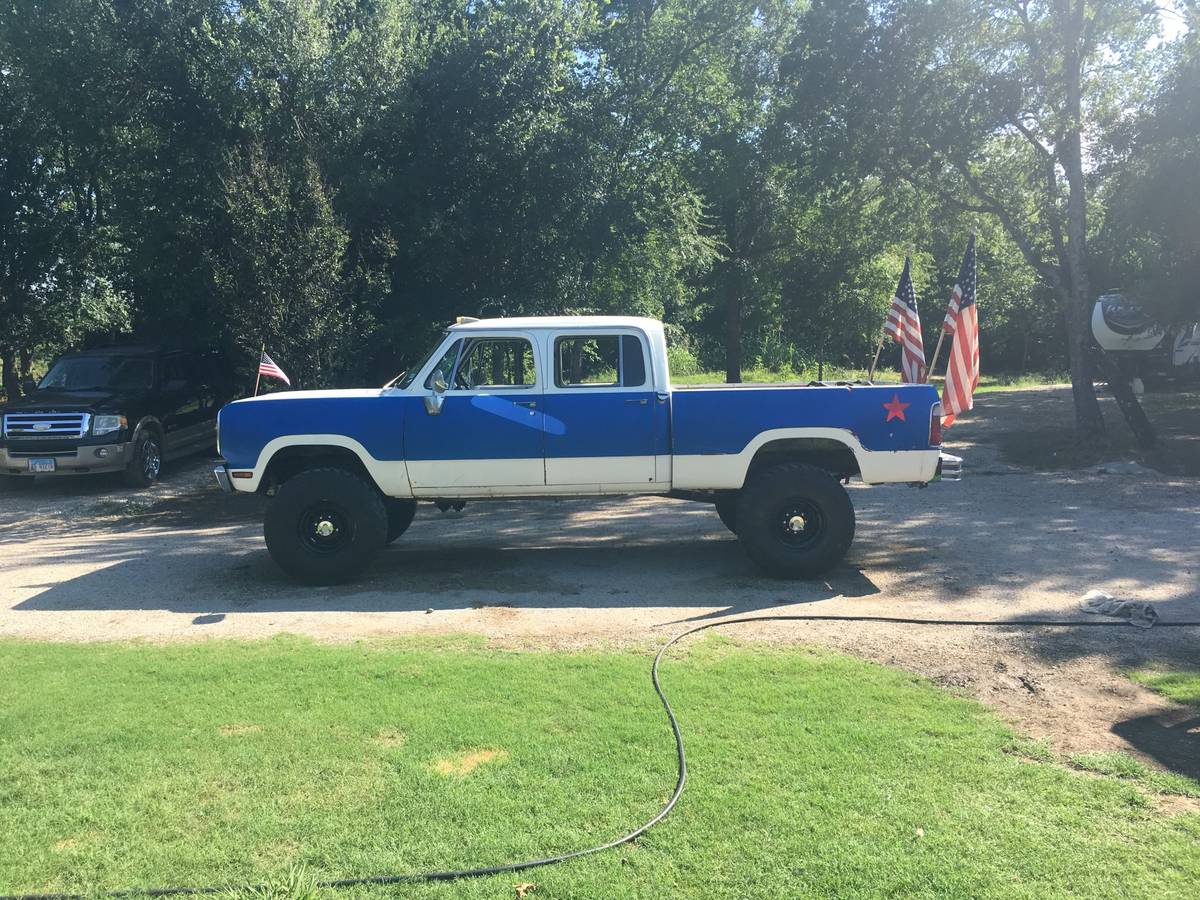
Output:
[542,332,657,488]
[404,334,546,492]
[159,352,206,456]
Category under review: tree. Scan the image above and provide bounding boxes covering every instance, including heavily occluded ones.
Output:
[794,0,1163,441]
[0,4,131,399]
[1099,15,1200,327]
[210,146,352,387]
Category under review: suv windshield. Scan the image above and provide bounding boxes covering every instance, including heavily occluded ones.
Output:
[39,356,157,392]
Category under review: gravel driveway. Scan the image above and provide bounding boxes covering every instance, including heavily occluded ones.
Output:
[1,387,1197,780]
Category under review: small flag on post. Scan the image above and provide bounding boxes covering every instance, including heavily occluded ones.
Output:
[258,351,291,387]
[941,235,979,426]
[883,256,925,384]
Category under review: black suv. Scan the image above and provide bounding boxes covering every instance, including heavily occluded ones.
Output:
[0,346,237,487]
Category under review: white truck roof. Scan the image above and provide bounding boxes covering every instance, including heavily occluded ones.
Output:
[449,315,664,334]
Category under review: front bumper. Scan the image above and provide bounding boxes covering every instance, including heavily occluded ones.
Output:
[213,464,233,493]
[0,441,131,476]
[935,452,963,482]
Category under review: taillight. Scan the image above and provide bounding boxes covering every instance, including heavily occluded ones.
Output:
[929,402,943,447]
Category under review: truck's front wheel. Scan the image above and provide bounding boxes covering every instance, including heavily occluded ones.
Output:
[264,467,387,584]
[735,463,855,578]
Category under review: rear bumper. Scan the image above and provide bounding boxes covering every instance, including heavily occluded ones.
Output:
[0,442,131,476]
[935,452,963,482]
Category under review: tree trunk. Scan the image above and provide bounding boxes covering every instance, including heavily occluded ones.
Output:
[724,275,742,383]
[1,354,19,401]
[1061,291,1106,441]
[18,348,32,382]
[1060,33,1106,444]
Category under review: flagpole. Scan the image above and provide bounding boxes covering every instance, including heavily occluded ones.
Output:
[866,332,886,383]
[253,342,265,397]
[925,331,947,384]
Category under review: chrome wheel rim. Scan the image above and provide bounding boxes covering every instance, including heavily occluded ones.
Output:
[142,441,162,480]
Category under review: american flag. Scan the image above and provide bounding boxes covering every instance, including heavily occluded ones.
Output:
[883,256,926,383]
[941,235,979,426]
[259,351,291,386]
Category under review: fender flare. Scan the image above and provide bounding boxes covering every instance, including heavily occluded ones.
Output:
[235,434,412,497]
[671,427,940,488]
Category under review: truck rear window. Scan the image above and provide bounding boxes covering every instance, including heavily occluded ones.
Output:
[555,335,646,388]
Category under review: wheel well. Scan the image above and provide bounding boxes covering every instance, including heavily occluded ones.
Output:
[135,418,163,439]
[133,418,164,450]
[745,438,860,485]
[261,445,376,493]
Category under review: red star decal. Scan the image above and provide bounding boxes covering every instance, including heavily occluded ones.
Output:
[883,393,910,422]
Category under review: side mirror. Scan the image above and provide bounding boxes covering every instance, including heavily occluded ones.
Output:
[423,373,448,416]
[20,379,38,397]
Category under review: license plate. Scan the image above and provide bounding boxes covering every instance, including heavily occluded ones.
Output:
[27,458,56,473]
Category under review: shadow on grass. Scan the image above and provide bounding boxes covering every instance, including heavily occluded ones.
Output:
[1112,709,1200,781]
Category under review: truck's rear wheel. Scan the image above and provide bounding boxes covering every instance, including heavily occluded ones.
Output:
[735,462,855,578]
[714,494,738,533]
[384,498,417,543]
[264,467,387,584]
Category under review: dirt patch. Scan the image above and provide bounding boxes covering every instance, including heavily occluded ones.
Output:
[373,728,406,748]
[432,748,508,776]
[1156,794,1200,816]
[990,388,1200,476]
[218,722,261,737]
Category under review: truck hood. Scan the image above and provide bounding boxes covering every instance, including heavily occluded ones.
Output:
[0,388,148,415]
[227,388,390,405]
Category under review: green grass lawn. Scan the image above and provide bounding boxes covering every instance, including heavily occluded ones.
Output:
[1,636,1197,899]
[1128,667,1200,707]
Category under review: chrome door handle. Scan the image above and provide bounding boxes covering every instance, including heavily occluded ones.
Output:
[515,401,537,408]
[625,398,647,405]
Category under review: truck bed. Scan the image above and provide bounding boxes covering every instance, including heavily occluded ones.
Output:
[670,381,941,456]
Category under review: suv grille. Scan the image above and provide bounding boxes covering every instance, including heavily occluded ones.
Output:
[2,412,91,439]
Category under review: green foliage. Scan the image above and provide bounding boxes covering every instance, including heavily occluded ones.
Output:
[1099,35,1200,326]
[0,0,1192,395]
[1,636,1199,897]
[211,146,355,387]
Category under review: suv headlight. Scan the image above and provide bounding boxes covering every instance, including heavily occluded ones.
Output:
[93,415,127,437]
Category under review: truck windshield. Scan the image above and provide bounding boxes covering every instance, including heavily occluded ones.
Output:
[39,356,156,392]
[388,333,449,389]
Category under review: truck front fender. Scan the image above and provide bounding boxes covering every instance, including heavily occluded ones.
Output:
[229,434,412,497]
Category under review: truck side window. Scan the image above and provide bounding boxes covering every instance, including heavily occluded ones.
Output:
[424,340,462,389]
[453,338,536,390]
[621,335,646,387]
[556,334,646,388]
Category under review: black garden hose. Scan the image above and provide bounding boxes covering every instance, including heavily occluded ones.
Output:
[4,612,1199,900]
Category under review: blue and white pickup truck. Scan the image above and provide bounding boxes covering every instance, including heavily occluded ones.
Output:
[215,316,961,583]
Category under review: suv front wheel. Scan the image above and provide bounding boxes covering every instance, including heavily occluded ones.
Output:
[122,431,163,488]
[264,467,387,584]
